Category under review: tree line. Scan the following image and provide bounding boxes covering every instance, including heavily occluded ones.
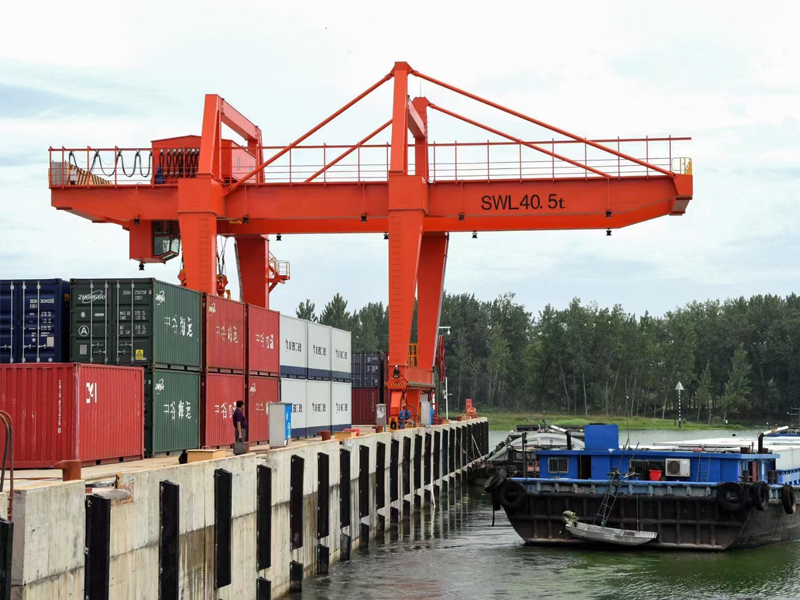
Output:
[298,292,800,423]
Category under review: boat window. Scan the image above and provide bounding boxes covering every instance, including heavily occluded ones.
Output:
[548,457,569,474]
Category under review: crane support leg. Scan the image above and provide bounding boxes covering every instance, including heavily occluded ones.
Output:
[177,211,218,295]
[236,235,270,308]
[416,233,448,372]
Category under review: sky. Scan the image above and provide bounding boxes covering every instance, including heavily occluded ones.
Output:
[1,0,798,320]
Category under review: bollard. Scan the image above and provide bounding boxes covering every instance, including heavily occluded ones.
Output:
[54,459,81,481]
[320,430,332,441]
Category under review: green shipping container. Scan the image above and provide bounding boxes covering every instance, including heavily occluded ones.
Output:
[70,279,202,369]
[145,369,200,455]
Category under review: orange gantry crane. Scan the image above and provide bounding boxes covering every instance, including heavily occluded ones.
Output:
[48,62,693,426]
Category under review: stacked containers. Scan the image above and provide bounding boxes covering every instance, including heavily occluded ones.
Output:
[306,322,331,435]
[280,315,308,438]
[246,305,280,444]
[69,279,202,455]
[331,329,352,432]
[351,352,385,425]
[0,363,144,467]
[201,295,246,448]
[0,279,71,364]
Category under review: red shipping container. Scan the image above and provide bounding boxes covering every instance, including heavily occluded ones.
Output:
[246,305,280,376]
[0,363,144,468]
[201,372,245,448]
[246,375,279,444]
[352,387,382,425]
[203,295,246,372]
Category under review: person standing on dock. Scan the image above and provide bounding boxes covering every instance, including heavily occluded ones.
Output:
[233,401,248,442]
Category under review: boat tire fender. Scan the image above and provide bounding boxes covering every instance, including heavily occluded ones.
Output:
[782,484,796,515]
[717,482,747,512]
[752,481,770,512]
[498,480,527,511]
[484,468,507,494]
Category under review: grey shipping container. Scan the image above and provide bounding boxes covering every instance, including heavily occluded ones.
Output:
[351,352,385,388]
[145,368,200,455]
[70,279,202,369]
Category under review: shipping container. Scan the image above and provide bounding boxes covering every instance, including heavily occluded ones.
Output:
[201,372,246,448]
[0,363,144,468]
[331,328,351,381]
[246,375,279,444]
[203,295,246,372]
[352,387,382,425]
[246,305,280,376]
[307,322,331,379]
[280,315,308,378]
[71,279,202,369]
[306,379,331,436]
[351,352,385,388]
[331,381,352,432]
[0,279,70,364]
[145,369,200,456]
[281,377,307,437]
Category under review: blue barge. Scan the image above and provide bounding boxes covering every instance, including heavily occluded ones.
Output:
[487,424,800,550]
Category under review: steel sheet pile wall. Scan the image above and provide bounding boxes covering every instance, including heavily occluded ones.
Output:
[201,372,245,448]
[246,375,279,443]
[0,279,71,364]
[0,363,144,467]
[351,352,384,424]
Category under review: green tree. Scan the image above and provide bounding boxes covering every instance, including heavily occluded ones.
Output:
[319,293,351,329]
[720,346,752,422]
[696,361,714,422]
[296,299,317,321]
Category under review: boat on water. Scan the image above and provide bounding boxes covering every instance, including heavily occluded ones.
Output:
[472,423,584,486]
[486,424,800,551]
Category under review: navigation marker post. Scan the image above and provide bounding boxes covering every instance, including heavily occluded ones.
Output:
[675,381,684,428]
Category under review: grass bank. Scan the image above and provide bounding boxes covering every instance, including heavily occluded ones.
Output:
[481,411,752,432]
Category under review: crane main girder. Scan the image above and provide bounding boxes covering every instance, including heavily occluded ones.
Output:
[48,61,693,424]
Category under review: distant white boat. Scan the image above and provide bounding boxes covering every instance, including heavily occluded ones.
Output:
[562,511,657,547]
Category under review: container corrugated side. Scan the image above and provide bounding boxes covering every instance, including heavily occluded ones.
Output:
[0,279,70,364]
[351,352,384,388]
[246,375,279,443]
[145,369,200,455]
[281,377,307,437]
[71,279,202,369]
[203,295,246,372]
[307,323,331,379]
[246,305,280,376]
[280,315,308,378]
[306,379,331,436]
[331,381,352,432]
[331,328,351,381]
[352,387,381,425]
[201,372,245,448]
[0,363,144,467]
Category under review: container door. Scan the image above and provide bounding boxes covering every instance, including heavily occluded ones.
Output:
[152,281,202,369]
[71,280,113,364]
[20,280,69,364]
[0,281,16,363]
[145,369,200,455]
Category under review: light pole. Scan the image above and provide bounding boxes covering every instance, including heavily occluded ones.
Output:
[439,325,451,419]
[675,381,684,428]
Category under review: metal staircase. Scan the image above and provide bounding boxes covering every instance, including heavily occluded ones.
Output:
[594,469,623,527]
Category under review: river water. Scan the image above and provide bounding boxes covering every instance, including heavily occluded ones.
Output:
[299,429,800,600]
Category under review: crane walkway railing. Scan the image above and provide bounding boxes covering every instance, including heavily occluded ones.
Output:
[49,137,691,189]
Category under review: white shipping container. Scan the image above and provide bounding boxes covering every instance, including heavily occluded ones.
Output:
[306,379,331,435]
[331,381,352,433]
[280,315,308,378]
[281,377,307,437]
[331,328,351,381]
[307,322,331,379]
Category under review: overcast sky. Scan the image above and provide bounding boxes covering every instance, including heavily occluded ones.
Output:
[1,1,797,319]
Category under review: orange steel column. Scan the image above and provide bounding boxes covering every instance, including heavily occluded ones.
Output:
[236,235,270,308]
[177,210,218,294]
[416,232,448,372]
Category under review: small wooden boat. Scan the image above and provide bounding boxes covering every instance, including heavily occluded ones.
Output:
[562,511,657,547]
